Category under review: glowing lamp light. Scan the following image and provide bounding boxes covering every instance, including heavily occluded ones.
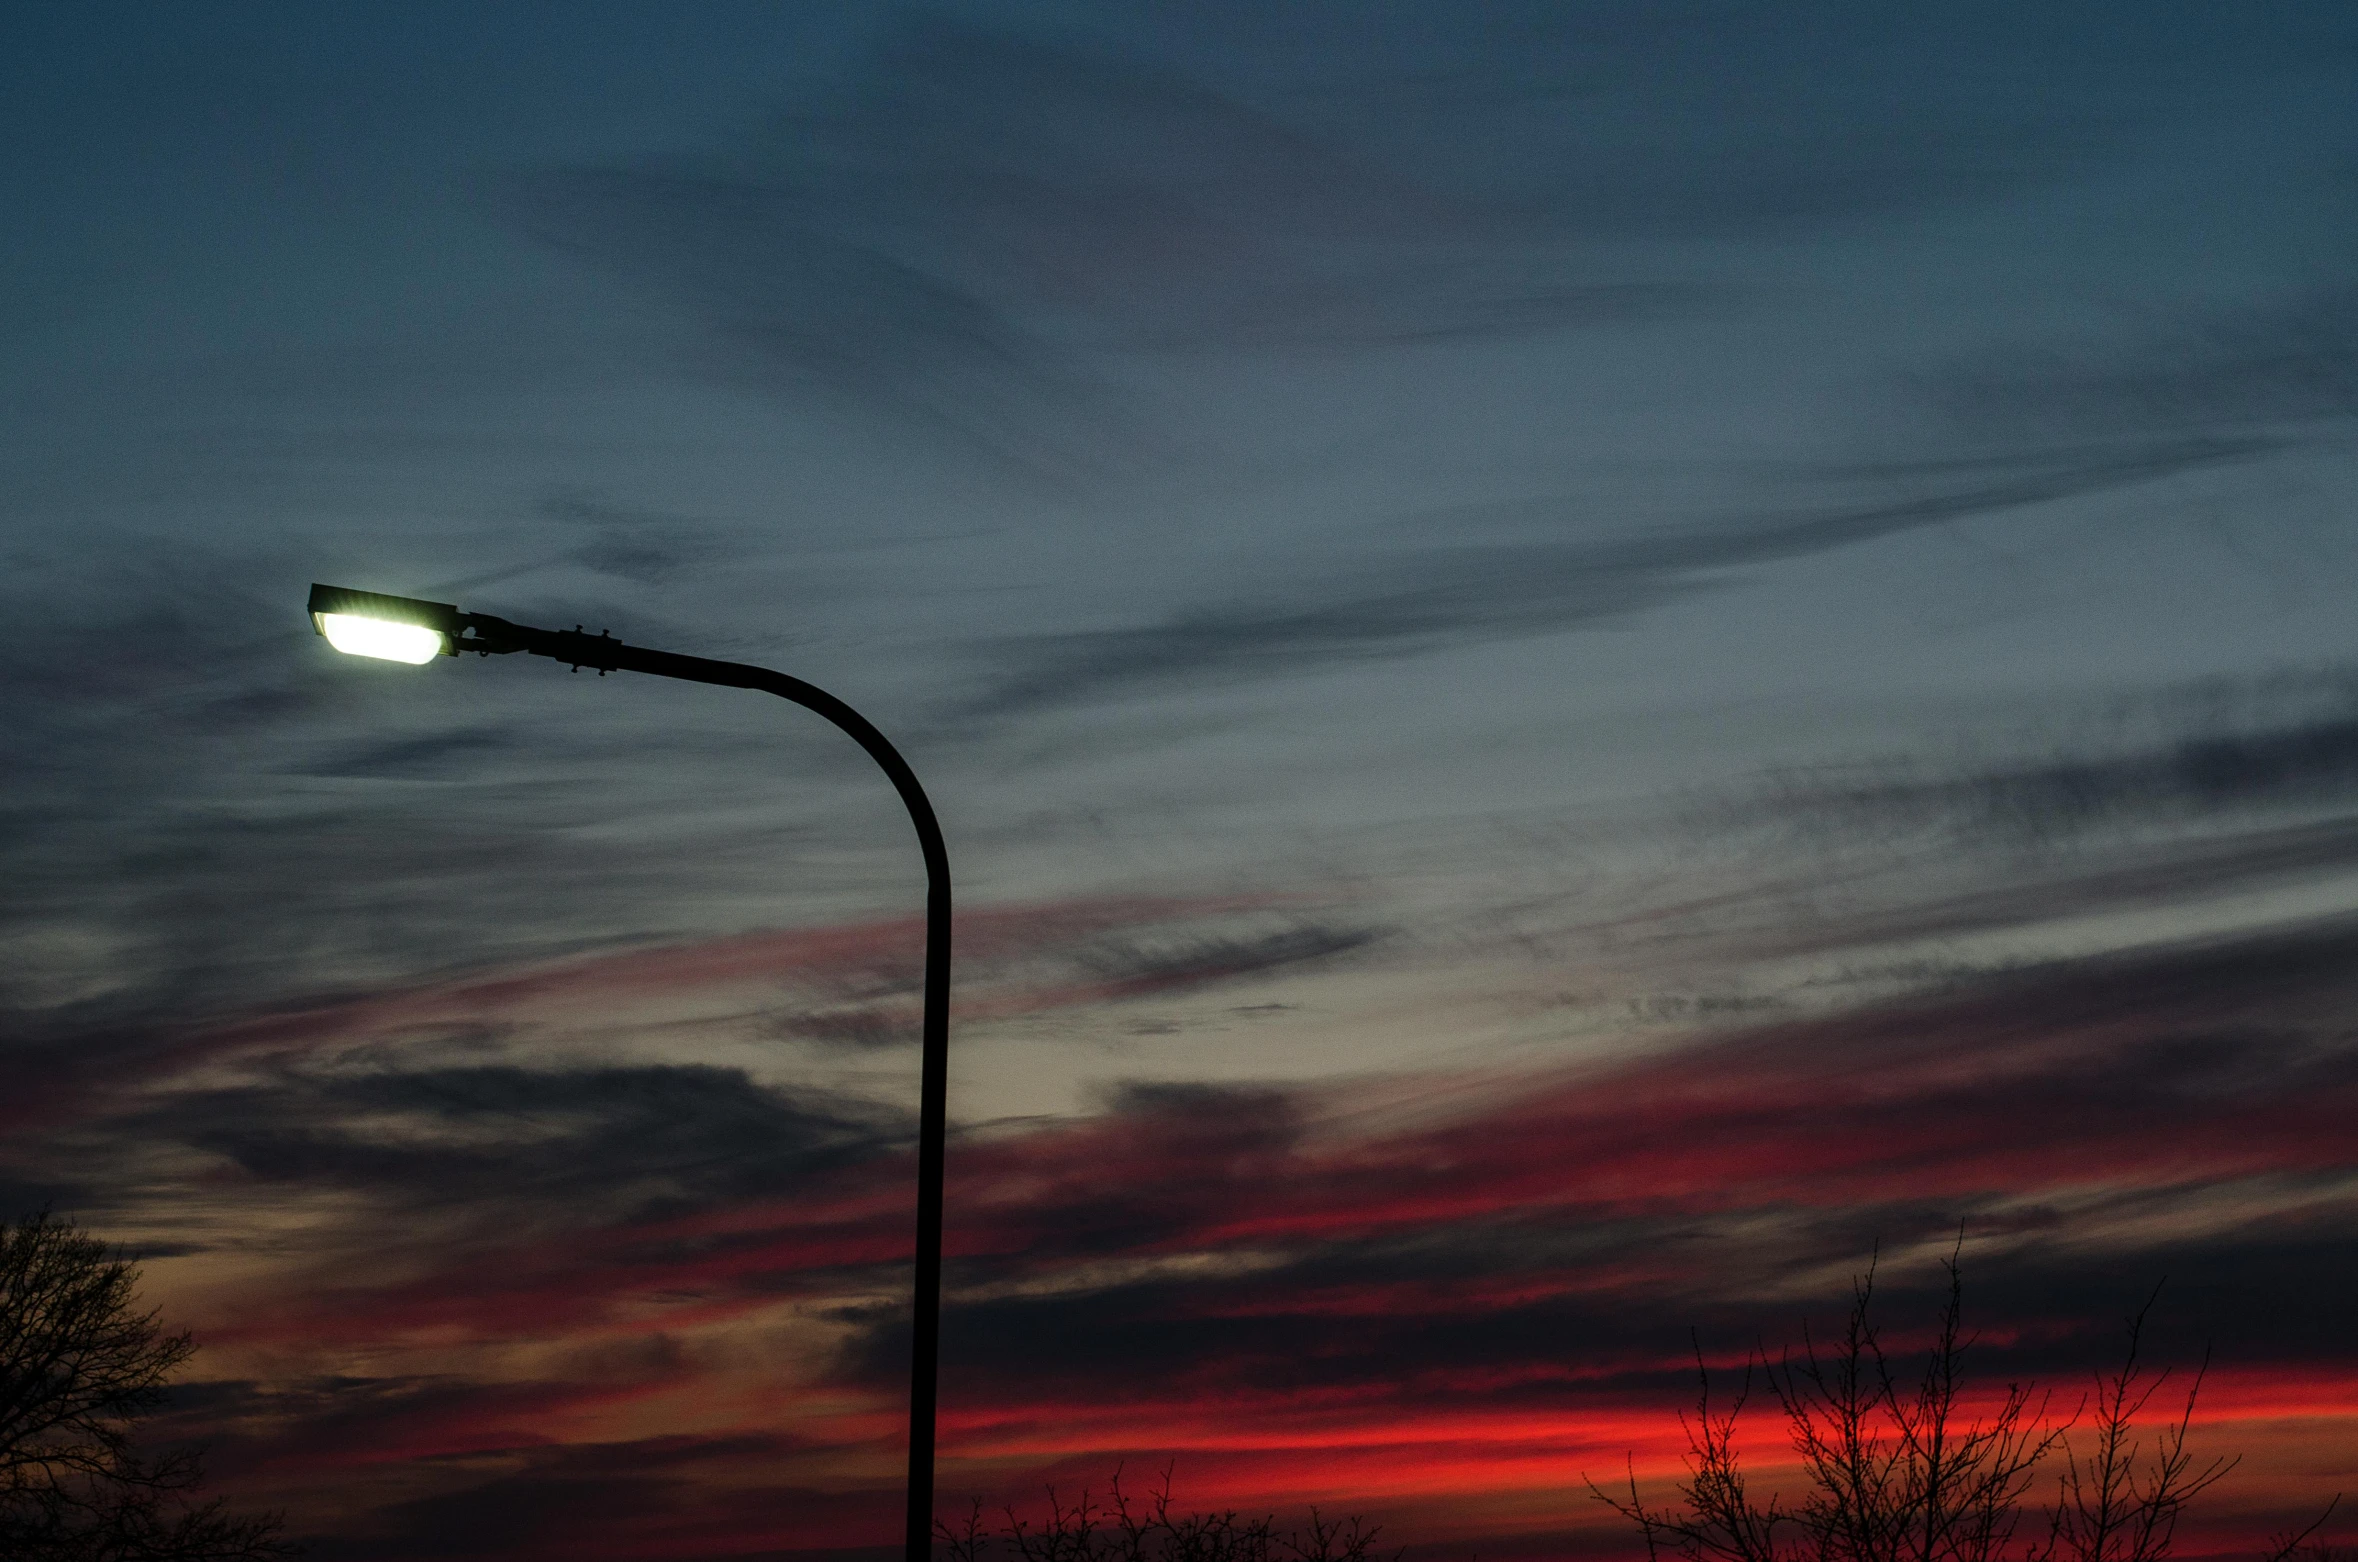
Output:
[316,613,444,663]
[307,583,460,664]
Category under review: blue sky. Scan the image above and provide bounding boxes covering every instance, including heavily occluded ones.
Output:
[4,5,2357,1558]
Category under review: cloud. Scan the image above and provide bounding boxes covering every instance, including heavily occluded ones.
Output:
[960,437,2270,716]
[1930,285,2358,446]
[1756,691,2358,849]
[495,8,2343,498]
[51,910,2358,1559]
[1045,919,1385,998]
[0,544,680,1036]
[0,894,1378,1216]
[537,489,734,587]
[843,919,2358,1459]
[778,916,1384,1048]
[509,15,1704,474]
[1313,3,2258,240]
[1764,815,2358,971]
[288,726,518,781]
[137,1062,899,1225]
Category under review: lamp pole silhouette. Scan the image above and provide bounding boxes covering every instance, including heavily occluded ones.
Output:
[306,584,950,1562]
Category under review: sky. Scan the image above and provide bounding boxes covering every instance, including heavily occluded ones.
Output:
[4,4,2358,1559]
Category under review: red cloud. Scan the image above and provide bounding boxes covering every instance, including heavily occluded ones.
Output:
[48,921,2358,1558]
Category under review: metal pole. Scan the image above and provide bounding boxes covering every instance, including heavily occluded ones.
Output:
[449,615,949,1562]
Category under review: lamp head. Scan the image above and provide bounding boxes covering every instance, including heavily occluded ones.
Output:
[308,583,463,664]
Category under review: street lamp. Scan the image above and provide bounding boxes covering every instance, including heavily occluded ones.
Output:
[306,582,951,1562]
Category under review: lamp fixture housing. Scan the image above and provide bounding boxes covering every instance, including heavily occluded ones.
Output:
[307,583,462,663]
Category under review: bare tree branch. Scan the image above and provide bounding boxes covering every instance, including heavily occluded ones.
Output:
[1588,1247,2292,1562]
[0,1211,294,1562]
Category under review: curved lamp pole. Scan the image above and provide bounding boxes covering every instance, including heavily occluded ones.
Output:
[306,584,949,1562]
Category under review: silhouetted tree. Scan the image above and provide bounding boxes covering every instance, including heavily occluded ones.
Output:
[941,1464,1393,1562]
[1590,1250,2339,1562]
[0,1211,294,1561]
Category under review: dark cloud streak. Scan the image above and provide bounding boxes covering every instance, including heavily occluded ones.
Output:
[962,437,2271,717]
[1933,285,2358,446]
[141,1063,900,1226]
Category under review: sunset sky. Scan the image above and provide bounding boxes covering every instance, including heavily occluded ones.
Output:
[5,5,2358,1559]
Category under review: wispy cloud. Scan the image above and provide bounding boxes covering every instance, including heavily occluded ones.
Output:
[1755,684,2358,849]
[511,15,1706,476]
[1310,4,2261,238]
[1930,284,2358,445]
[0,894,1378,1156]
[960,437,2271,717]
